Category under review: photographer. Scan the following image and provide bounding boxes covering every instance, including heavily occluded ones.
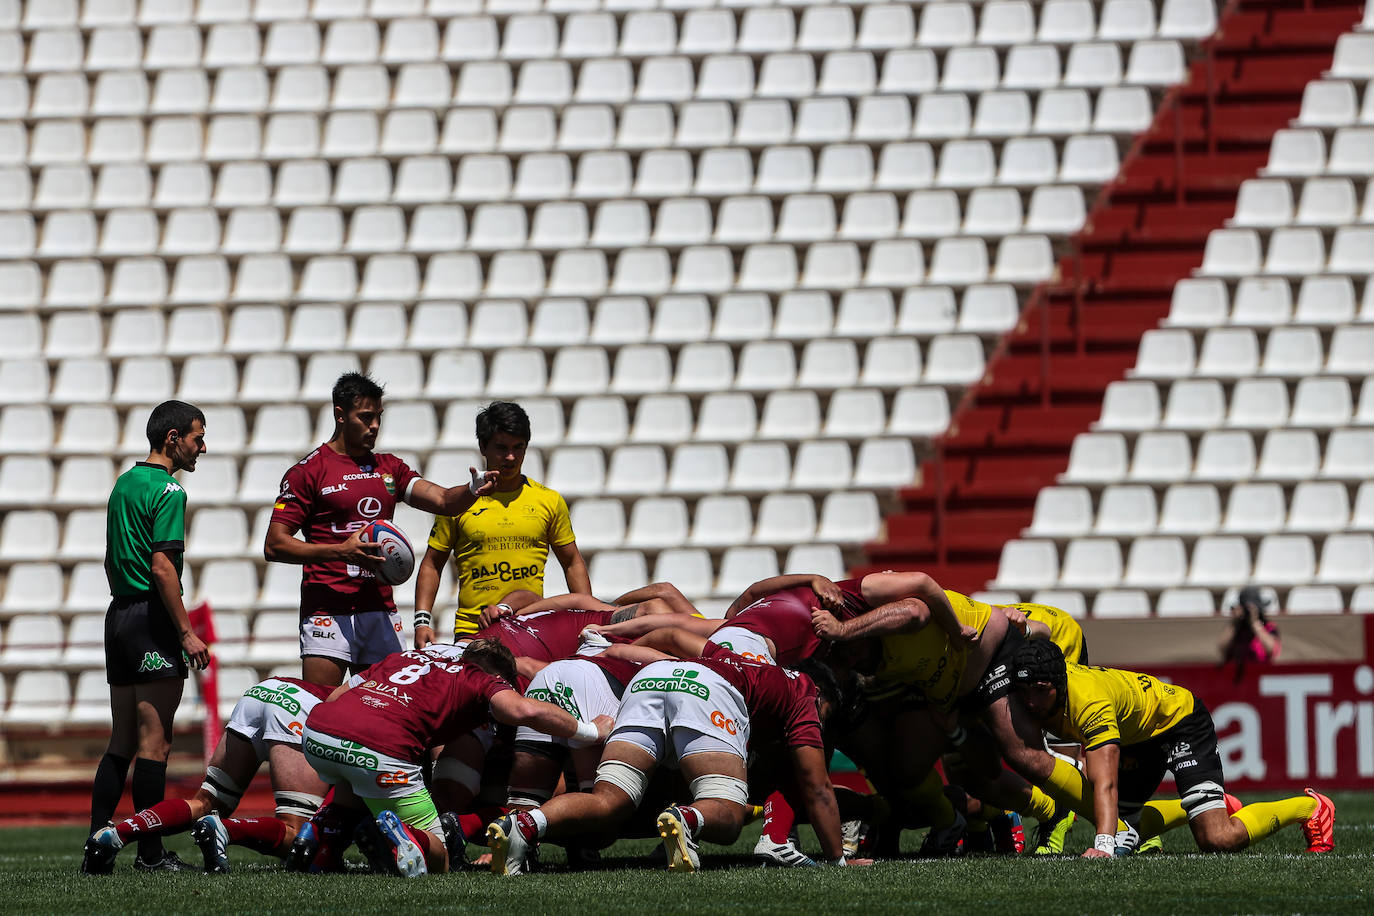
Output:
[1217,587,1280,682]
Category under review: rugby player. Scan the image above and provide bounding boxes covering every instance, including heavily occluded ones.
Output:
[83,675,331,873]
[293,639,613,877]
[414,401,591,646]
[1010,640,1335,856]
[264,372,499,687]
[488,641,863,874]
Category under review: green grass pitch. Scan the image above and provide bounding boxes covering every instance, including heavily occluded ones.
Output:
[7,792,1370,915]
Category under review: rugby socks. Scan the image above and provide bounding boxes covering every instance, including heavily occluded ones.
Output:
[1026,788,1057,824]
[1231,796,1318,846]
[513,810,547,841]
[222,817,289,856]
[1138,800,1188,841]
[675,806,703,836]
[459,813,487,841]
[89,752,131,835]
[402,825,433,858]
[130,758,169,861]
[762,792,797,844]
[113,799,193,845]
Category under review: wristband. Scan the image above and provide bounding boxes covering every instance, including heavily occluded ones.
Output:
[1094,834,1116,854]
[414,611,432,629]
[496,603,513,614]
[569,719,600,748]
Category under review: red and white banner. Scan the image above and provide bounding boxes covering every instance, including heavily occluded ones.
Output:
[1151,624,1374,791]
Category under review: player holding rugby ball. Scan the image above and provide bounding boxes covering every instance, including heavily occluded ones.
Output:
[264,373,499,687]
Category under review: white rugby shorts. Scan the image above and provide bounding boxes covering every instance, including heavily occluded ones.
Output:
[516,659,620,748]
[224,677,322,761]
[299,611,404,665]
[709,625,776,665]
[608,660,751,762]
[300,725,424,801]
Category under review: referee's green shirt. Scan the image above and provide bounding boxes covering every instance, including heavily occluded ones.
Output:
[105,462,187,597]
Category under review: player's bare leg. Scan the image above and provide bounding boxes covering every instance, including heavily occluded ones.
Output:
[198,743,329,871]
[656,751,749,872]
[302,655,349,688]
[433,734,487,815]
[489,741,650,875]
[1188,790,1332,854]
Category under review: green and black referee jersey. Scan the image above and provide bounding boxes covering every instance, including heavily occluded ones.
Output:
[104,462,189,685]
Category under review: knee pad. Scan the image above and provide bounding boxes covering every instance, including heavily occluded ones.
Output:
[433,757,482,796]
[594,760,648,807]
[688,774,749,807]
[201,766,245,814]
[275,791,324,820]
[1182,780,1227,819]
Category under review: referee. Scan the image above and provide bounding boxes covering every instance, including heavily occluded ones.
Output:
[81,400,211,875]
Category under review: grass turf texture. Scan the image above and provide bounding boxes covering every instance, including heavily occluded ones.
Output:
[8,791,1370,915]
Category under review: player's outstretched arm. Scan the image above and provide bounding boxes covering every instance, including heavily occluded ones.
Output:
[789,744,851,865]
[612,582,700,617]
[490,692,614,746]
[634,626,711,659]
[590,613,721,642]
[812,597,930,642]
[1082,743,1122,858]
[861,572,976,646]
[513,592,617,616]
[406,468,500,516]
[725,574,828,618]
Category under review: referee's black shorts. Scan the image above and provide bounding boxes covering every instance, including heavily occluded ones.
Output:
[105,593,188,686]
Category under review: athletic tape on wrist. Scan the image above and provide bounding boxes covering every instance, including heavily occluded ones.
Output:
[569,720,600,748]
[414,611,432,629]
[1094,833,1116,854]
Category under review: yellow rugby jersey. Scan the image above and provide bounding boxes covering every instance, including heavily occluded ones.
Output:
[1014,602,1086,664]
[874,590,994,712]
[428,478,576,636]
[1048,664,1196,751]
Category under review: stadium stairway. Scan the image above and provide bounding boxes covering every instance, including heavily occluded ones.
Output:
[863,0,1366,592]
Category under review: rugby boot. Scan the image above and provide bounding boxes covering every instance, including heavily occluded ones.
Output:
[841,819,869,858]
[81,827,121,875]
[1136,835,1164,855]
[191,814,231,874]
[284,821,320,873]
[374,810,427,878]
[134,850,195,872]
[753,831,817,867]
[917,810,967,858]
[439,812,467,871]
[991,813,1026,855]
[657,806,702,872]
[1033,807,1075,855]
[487,813,535,876]
[1301,789,1335,854]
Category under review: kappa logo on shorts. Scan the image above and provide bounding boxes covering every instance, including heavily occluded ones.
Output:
[137,651,173,673]
[631,667,711,700]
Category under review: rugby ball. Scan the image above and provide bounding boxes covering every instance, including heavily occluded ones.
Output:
[363,520,415,586]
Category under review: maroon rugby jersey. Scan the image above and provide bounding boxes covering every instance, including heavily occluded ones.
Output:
[306,649,513,761]
[273,676,336,703]
[726,577,872,665]
[474,609,615,662]
[271,445,420,617]
[695,642,824,749]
